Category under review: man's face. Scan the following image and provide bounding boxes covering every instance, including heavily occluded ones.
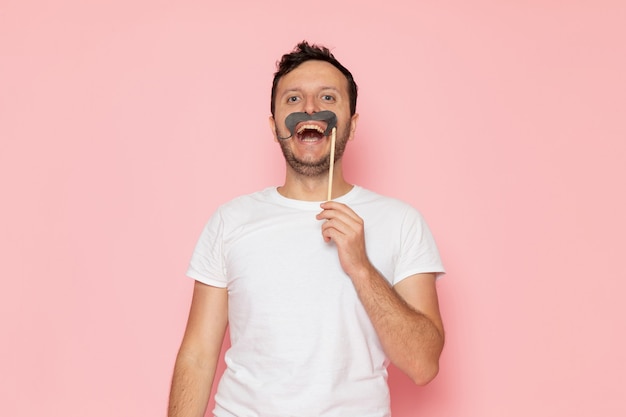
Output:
[270,60,358,177]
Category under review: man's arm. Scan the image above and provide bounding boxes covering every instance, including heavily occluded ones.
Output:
[352,270,444,385]
[168,281,229,417]
[317,201,444,385]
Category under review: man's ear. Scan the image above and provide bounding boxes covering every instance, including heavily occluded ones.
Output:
[269,116,278,142]
[348,113,359,141]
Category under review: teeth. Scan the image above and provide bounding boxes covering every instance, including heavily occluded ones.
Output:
[297,124,325,134]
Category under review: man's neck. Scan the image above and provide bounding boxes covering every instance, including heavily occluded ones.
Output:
[278,165,353,202]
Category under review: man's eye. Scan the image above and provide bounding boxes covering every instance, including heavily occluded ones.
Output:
[322,95,335,101]
[287,96,300,103]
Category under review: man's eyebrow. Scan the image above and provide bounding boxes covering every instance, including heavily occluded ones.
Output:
[280,86,341,96]
[280,88,302,96]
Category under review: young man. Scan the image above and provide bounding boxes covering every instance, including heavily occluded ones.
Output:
[169,41,445,417]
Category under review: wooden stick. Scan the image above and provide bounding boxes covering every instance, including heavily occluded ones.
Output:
[327,127,337,201]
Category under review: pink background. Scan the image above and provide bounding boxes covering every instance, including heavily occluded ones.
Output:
[2,1,625,415]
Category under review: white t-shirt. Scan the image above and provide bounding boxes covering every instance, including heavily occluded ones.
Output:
[187,186,444,417]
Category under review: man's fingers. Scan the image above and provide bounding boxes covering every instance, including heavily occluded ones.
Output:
[319,201,361,222]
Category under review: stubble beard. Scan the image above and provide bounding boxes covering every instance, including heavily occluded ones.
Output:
[278,123,350,177]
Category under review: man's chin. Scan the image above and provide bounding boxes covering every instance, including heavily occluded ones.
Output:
[286,157,329,177]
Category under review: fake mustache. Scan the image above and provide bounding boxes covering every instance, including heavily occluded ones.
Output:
[276,111,337,140]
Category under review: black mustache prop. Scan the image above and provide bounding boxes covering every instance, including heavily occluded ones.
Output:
[276,111,337,140]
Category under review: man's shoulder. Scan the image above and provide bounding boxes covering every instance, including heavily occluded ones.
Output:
[351,186,415,212]
[200,187,278,232]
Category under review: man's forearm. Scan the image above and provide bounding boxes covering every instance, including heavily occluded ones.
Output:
[349,267,444,385]
[168,353,216,417]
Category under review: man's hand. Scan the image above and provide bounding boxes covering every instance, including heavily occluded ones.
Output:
[316,201,373,278]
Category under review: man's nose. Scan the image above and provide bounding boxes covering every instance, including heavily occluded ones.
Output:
[303,96,319,115]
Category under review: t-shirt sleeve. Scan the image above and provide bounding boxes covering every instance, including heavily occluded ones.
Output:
[394,207,445,285]
[186,209,228,288]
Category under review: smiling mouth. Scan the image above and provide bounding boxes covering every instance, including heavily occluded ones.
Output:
[296,124,327,141]
[277,110,338,141]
